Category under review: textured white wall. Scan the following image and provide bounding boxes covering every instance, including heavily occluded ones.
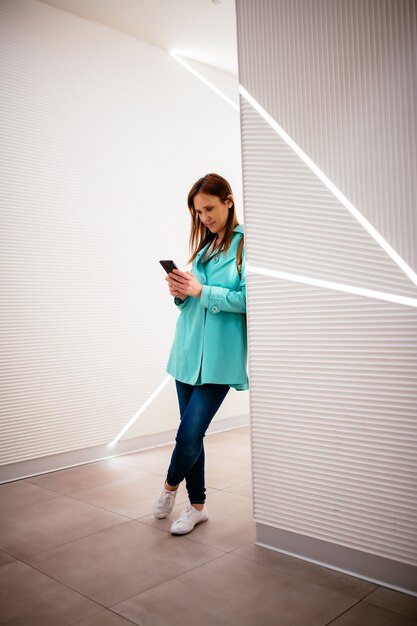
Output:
[237,0,417,274]
[0,0,248,477]
[236,0,417,593]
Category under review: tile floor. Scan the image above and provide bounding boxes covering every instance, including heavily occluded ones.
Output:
[0,425,416,625]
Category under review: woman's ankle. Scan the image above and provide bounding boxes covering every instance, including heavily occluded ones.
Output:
[164,481,178,491]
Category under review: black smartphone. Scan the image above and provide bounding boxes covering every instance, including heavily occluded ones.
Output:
[159,259,179,274]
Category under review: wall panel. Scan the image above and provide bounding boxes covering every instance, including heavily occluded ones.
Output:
[0,0,245,476]
[237,0,417,592]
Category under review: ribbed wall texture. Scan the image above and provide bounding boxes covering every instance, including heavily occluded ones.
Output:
[247,275,417,565]
[0,0,243,470]
[236,0,417,576]
[240,98,417,298]
[237,0,417,275]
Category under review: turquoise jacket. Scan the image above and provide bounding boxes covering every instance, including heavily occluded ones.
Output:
[166,224,249,391]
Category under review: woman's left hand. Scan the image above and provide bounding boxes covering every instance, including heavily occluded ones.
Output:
[166,269,203,298]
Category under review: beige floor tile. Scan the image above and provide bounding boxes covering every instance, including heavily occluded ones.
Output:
[231,543,377,598]
[107,446,173,475]
[139,490,256,552]
[327,600,417,625]
[365,586,417,618]
[69,470,188,518]
[0,479,62,513]
[0,560,102,625]
[0,495,129,558]
[24,520,223,607]
[6,423,407,626]
[27,460,146,495]
[75,608,139,625]
[0,550,15,566]
[204,451,252,489]
[222,478,252,498]
[111,551,358,626]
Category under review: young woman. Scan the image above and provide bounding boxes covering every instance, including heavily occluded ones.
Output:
[152,172,249,535]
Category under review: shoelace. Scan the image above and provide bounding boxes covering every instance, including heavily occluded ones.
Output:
[172,505,206,529]
[158,490,176,503]
[174,509,193,527]
[179,505,201,521]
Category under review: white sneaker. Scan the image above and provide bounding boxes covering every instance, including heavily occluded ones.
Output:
[170,503,208,535]
[153,487,178,519]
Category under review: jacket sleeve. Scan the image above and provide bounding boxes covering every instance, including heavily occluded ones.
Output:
[174,296,190,310]
[199,249,246,315]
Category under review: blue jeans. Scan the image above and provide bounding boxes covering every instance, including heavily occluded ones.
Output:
[166,380,230,504]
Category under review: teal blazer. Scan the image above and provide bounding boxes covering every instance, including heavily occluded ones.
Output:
[166,224,249,391]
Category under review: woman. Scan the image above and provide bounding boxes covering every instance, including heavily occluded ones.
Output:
[152,172,249,535]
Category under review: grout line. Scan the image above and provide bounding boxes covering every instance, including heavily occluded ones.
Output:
[11,518,134,560]
[106,550,229,610]
[322,587,383,626]
[4,555,117,616]
[9,522,228,620]
[2,435,252,583]
[72,607,139,626]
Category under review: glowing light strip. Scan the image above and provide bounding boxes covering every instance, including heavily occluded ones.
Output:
[246,263,417,308]
[108,258,192,445]
[111,55,417,446]
[108,53,239,448]
[170,52,417,296]
[109,375,172,446]
[239,85,417,290]
[170,50,239,111]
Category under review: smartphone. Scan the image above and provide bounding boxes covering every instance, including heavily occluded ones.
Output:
[159,259,179,274]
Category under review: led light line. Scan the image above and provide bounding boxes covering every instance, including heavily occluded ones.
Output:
[107,259,193,445]
[111,55,416,446]
[109,375,172,446]
[239,85,417,290]
[170,51,239,111]
[247,264,417,308]
[170,51,417,293]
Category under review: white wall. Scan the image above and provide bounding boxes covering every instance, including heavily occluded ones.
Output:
[0,0,249,481]
[236,0,417,594]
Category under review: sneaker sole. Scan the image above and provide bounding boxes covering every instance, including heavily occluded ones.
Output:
[153,503,176,519]
[170,515,208,535]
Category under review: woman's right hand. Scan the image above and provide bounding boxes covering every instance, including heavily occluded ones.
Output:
[165,274,187,301]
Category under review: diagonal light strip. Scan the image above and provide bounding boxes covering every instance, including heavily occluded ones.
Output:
[107,256,192,445]
[170,51,239,110]
[239,85,417,291]
[171,51,417,299]
[109,375,172,446]
[247,264,417,308]
[112,54,417,446]
[108,48,231,446]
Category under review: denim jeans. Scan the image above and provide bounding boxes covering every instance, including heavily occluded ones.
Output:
[166,379,230,504]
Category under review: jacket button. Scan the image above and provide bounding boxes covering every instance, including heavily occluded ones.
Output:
[214,257,219,263]
[211,306,218,313]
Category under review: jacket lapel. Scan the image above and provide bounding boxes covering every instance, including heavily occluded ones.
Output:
[194,225,244,279]
[193,241,211,281]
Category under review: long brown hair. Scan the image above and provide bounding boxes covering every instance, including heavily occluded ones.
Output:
[186,173,240,265]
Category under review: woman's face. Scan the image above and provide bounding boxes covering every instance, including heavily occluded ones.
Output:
[193,192,232,237]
